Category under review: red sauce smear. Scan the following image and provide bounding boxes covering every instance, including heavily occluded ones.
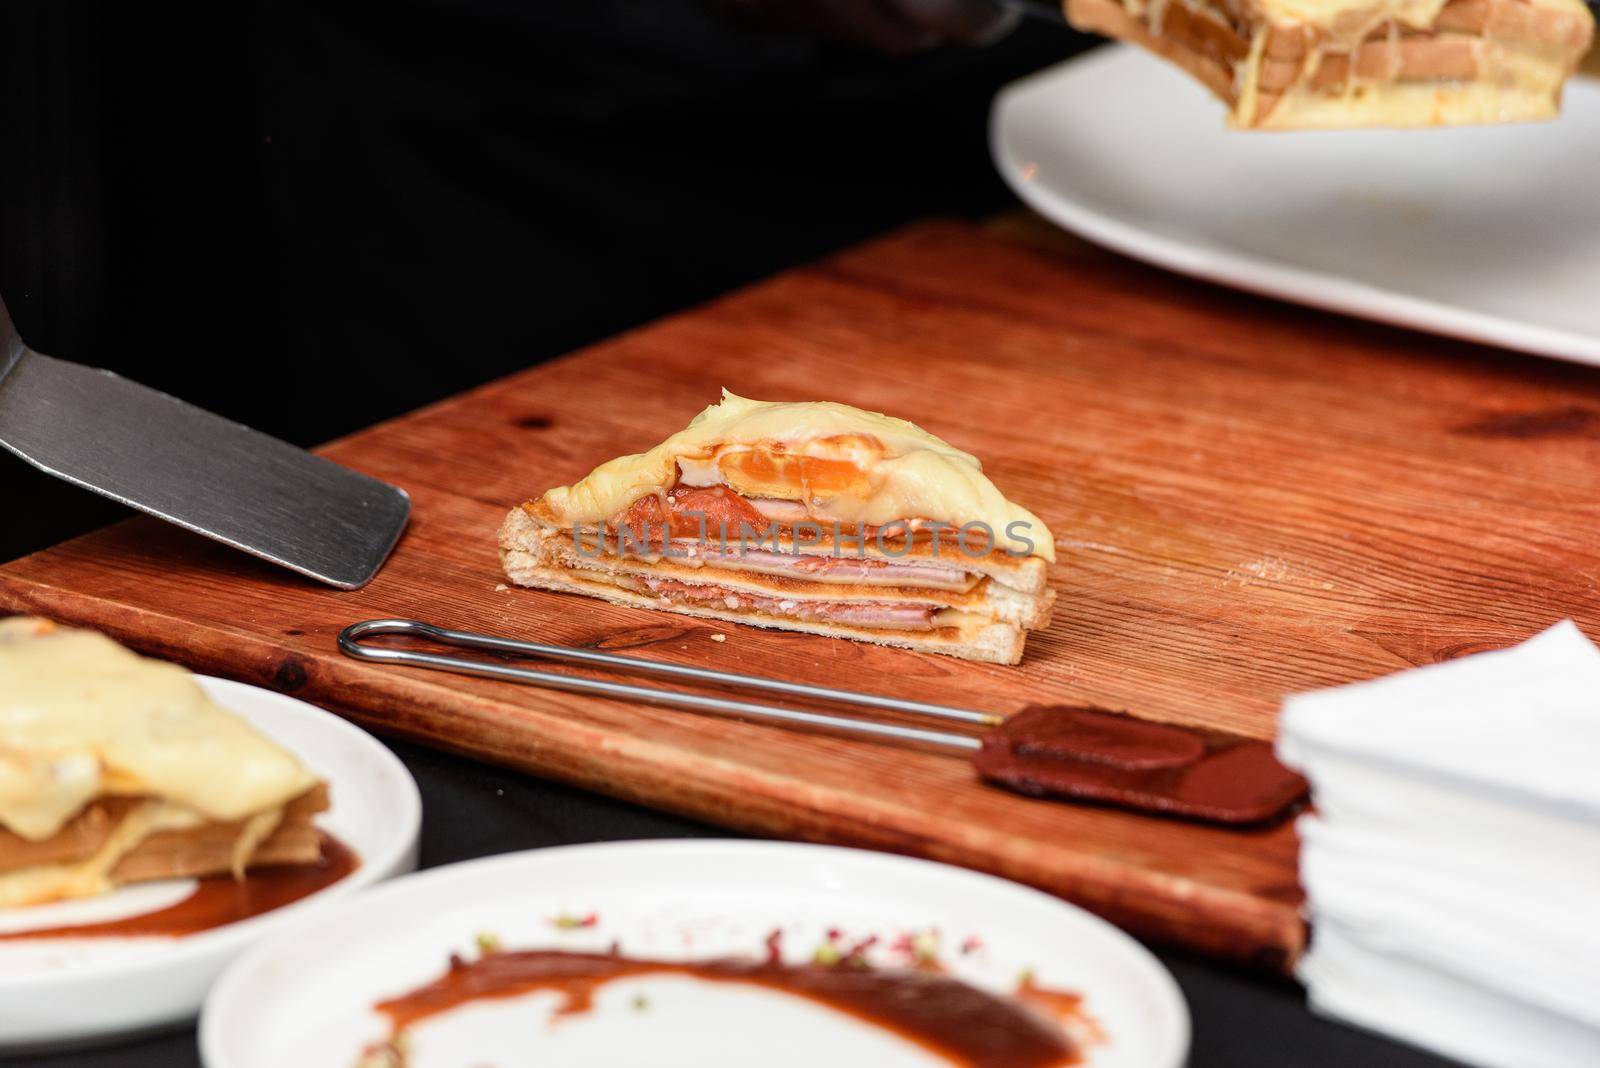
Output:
[975,706,1309,825]
[0,832,358,940]
[372,949,1080,1068]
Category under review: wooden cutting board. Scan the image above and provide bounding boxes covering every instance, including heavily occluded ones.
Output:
[7,219,1600,972]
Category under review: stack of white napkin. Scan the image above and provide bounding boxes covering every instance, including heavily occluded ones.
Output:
[1278,620,1600,1068]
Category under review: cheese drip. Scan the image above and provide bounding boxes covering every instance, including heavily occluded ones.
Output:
[0,619,317,842]
[0,799,210,909]
[534,391,1056,562]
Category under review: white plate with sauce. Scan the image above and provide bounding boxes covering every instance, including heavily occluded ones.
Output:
[201,840,1188,1068]
[0,677,421,1052]
[992,46,1600,366]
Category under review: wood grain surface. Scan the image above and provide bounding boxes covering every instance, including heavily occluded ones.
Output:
[6,219,1600,971]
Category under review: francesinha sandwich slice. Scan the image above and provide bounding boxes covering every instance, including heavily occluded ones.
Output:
[0,618,327,909]
[499,391,1056,664]
[1068,0,1594,129]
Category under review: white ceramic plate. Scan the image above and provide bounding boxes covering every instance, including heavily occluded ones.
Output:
[0,676,421,1052]
[202,840,1188,1068]
[991,46,1600,366]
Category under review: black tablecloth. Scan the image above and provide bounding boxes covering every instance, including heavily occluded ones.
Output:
[26,737,1460,1068]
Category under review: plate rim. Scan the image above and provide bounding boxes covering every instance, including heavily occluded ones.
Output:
[200,837,1191,1068]
[0,674,421,992]
[989,45,1600,368]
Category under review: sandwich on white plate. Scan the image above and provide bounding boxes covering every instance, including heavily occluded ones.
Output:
[1067,0,1595,129]
[499,391,1056,664]
[0,617,329,910]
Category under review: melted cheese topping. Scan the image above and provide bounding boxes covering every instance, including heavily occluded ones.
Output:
[534,391,1055,562]
[0,619,316,842]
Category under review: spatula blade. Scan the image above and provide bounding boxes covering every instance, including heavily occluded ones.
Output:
[0,348,409,590]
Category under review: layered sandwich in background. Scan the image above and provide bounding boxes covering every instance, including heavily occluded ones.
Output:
[1068,0,1594,128]
[499,392,1056,664]
[0,618,327,909]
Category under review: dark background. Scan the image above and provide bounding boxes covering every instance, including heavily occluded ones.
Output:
[1,0,1066,563]
[4,3,1454,1065]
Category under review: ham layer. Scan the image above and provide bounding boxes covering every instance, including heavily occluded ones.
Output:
[644,580,941,630]
[605,486,988,591]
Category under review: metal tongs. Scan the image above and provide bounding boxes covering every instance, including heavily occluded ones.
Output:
[338,620,1311,824]
[338,619,998,751]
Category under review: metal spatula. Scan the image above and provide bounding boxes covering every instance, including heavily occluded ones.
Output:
[0,295,409,589]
